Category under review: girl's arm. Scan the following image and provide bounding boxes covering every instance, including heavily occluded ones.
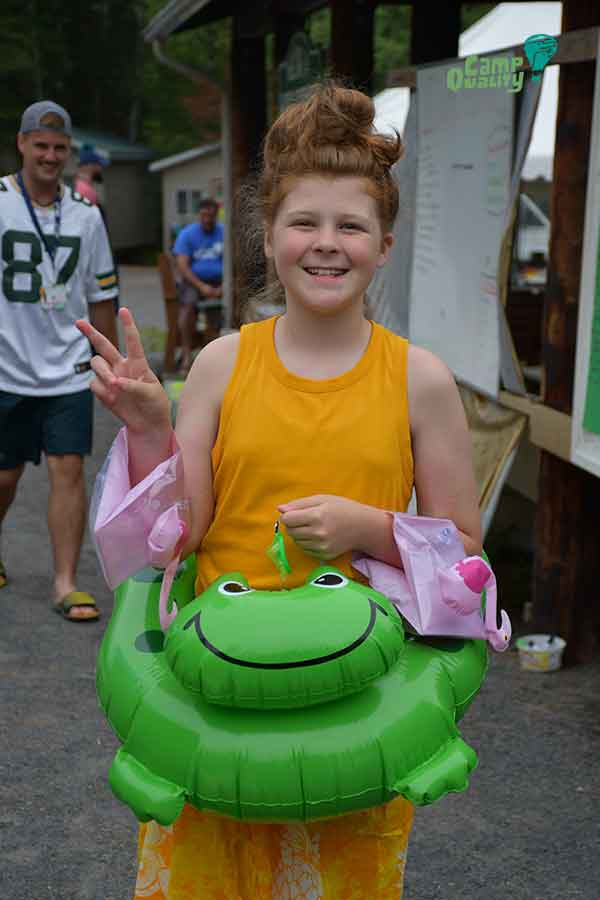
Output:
[353,344,482,564]
[173,333,240,559]
[407,344,482,555]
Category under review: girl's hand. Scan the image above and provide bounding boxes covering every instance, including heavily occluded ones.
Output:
[277,495,363,560]
[76,307,171,435]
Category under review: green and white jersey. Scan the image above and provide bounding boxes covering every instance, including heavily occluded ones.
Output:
[0,174,118,396]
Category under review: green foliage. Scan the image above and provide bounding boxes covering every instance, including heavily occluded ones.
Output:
[0,1,498,168]
[373,6,410,93]
[308,8,331,52]
[0,0,146,161]
[462,4,497,31]
[140,0,230,156]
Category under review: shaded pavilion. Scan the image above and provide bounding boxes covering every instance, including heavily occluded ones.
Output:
[144,0,600,665]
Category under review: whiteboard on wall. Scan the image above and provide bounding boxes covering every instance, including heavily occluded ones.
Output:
[409,63,514,398]
[571,30,600,479]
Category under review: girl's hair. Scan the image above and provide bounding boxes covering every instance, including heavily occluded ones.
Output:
[238,81,404,320]
[259,80,404,232]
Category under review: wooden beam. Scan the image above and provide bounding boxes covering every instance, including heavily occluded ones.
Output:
[410,0,460,65]
[330,0,376,93]
[498,391,572,463]
[532,1,600,665]
[388,25,600,87]
[230,13,267,326]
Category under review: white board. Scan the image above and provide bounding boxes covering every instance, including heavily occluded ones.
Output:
[571,30,600,479]
[409,63,514,398]
[368,95,418,336]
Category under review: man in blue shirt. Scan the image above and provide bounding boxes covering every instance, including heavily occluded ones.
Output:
[173,197,224,373]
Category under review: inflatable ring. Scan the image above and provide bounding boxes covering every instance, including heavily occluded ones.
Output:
[97,556,488,826]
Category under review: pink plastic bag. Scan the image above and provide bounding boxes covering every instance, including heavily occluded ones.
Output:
[90,427,188,630]
[352,513,511,651]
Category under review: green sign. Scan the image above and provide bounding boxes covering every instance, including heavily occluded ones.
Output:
[583,227,600,436]
[277,32,324,111]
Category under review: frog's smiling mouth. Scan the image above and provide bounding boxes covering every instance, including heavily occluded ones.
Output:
[183,597,390,669]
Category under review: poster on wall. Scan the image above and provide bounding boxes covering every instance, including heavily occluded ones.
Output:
[571,31,600,478]
[409,61,515,398]
[582,251,600,436]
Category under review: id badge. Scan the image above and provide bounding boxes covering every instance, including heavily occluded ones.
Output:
[40,283,68,311]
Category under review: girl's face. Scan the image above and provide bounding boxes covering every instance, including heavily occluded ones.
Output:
[264,175,393,316]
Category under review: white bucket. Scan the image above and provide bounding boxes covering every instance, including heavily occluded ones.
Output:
[516,634,566,672]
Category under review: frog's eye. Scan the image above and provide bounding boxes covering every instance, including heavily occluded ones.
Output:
[311,573,348,589]
[218,581,255,596]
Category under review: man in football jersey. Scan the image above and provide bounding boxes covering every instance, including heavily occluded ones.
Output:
[173,197,224,374]
[0,100,119,621]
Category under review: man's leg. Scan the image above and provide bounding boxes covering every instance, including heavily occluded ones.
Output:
[46,453,96,619]
[0,465,25,587]
[177,284,201,372]
[43,389,97,621]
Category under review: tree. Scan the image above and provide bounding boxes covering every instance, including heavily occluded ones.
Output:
[0,0,147,162]
[0,1,497,168]
[140,1,230,156]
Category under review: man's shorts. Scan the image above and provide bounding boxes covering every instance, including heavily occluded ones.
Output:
[179,281,222,307]
[0,389,93,469]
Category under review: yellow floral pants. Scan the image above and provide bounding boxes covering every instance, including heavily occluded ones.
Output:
[134,797,414,900]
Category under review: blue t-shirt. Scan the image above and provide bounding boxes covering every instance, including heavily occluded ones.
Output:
[173,222,224,282]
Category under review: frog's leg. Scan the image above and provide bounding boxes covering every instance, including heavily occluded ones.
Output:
[393,737,478,805]
[109,748,186,826]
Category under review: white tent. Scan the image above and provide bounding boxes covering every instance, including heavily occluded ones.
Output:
[374,2,562,180]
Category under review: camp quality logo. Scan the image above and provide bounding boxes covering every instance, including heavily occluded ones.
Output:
[446,33,558,94]
[447,55,524,93]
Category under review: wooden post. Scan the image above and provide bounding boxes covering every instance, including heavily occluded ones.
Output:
[230,13,267,326]
[410,0,461,65]
[532,1,600,664]
[330,0,375,93]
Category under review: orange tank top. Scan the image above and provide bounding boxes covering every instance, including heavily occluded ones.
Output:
[195,316,414,594]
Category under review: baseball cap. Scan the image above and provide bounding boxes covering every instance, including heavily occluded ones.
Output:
[79,144,108,167]
[19,100,72,137]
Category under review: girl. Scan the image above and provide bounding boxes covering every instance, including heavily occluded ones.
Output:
[79,82,482,899]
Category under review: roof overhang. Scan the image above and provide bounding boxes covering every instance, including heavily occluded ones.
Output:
[143,0,328,42]
[149,142,222,172]
[143,0,217,42]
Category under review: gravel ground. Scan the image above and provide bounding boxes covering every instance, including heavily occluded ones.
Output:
[1,267,599,900]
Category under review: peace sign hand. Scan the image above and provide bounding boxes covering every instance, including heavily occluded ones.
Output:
[76,307,172,436]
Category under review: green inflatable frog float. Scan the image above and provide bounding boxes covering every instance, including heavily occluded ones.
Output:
[97,557,488,826]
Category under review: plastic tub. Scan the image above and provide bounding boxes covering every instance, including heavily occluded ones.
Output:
[516,634,566,672]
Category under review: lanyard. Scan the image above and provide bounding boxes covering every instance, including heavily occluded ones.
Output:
[17,171,61,273]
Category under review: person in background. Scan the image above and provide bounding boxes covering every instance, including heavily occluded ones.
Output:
[172,197,224,374]
[0,101,119,620]
[74,144,107,210]
[74,144,119,314]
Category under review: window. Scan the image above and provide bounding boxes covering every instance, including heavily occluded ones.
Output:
[176,190,188,215]
[191,190,203,213]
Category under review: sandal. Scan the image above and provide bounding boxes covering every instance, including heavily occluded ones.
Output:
[54,591,100,622]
